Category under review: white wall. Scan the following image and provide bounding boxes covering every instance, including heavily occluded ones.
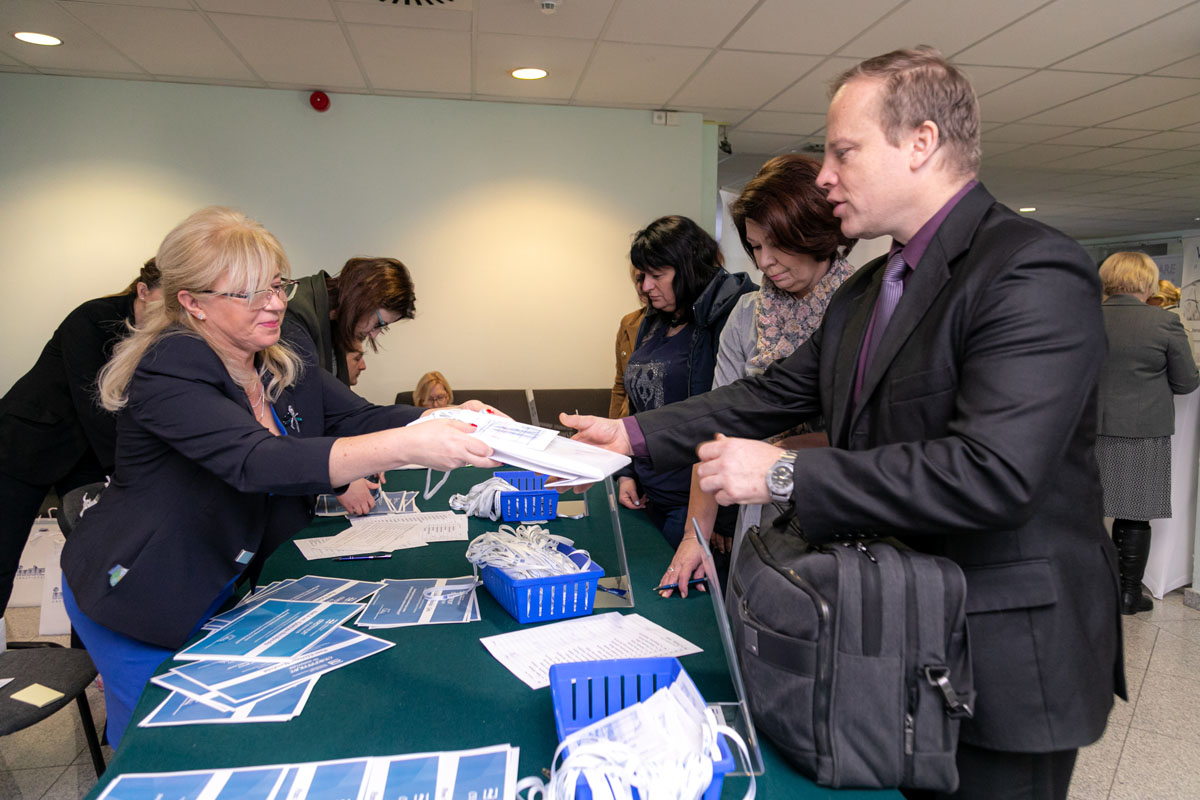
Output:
[0,74,708,405]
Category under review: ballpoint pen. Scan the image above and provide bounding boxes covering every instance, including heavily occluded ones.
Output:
[333,553,392,561]
[651,577,708,593]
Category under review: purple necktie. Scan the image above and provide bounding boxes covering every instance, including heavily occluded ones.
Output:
[863,250,908,370]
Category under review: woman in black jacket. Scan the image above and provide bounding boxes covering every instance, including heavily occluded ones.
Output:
[617,215,756,546]
[60,207,497,746]
[0,260,160,614]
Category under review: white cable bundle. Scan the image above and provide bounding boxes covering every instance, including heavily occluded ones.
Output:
[465,524,589,579]
[449,476,519,520]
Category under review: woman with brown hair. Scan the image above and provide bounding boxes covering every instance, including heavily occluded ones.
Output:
[657,154,856,596]
[284,257,417,513]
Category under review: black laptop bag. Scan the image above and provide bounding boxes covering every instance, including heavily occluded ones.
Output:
[729,519,974,791]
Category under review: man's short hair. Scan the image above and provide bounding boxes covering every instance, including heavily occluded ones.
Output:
[832,46,981,176]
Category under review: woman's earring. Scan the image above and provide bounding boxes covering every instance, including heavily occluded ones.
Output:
[197,313,206,321]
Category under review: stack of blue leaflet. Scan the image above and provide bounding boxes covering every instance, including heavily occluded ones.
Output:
[140,577,393,728]
[95,744,518,800]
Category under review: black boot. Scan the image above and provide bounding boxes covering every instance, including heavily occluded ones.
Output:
[1116,521,1154,615]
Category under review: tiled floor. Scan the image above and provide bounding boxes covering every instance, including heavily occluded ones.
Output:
[3,592,1200,799]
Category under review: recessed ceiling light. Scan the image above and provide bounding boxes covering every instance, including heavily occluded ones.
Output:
[1019,207,1036,213]
[511,68,548,80]
[13,31,62,46]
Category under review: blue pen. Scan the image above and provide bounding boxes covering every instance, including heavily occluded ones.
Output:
[333,553,392,562]
[652,578,708,593]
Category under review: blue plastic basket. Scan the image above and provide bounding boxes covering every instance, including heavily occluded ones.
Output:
[494,470,558,522]
[548,657,735,800]
[479,541,603,624]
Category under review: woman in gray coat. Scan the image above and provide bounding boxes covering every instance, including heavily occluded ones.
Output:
[1096,252,1199,614]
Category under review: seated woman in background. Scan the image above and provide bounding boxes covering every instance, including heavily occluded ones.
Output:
[344,343,367,388]
[657,155,856,596]
[0,259,161,615]
[285,257,417,513]
[414,371,453,409]
[60,207,498,746]
[619,215,756,547]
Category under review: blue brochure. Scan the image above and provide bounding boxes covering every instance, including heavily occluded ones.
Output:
[176,600,362,663]
[355,577,480,628]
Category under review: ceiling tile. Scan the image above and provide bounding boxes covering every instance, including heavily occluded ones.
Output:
[726,130,801,155]
[983,124,1081,144]
[335,1,473,30]
[476,0,613,40]
[843,0,1047,59]
[0,48,20,65]
[0,0,143,73]
[1155,53,1200,78]
[474,33,592,99]
[194,0,334,20]
[1070,174,1172,193]
[954,0,1194,68]
[67,0,191,7]
[958,65,1036,97]
[575,42,709,106]
[1044,128,1156,147]
[1106,150,1200,172]
[209,14,365,87]
[982,143,1095,168]
[736,110,825,136]
[671,50,822,110]
[978,141,1028,158]
[603,0,756,48]
[1023,76,1200,126]
[763,57,859,114]
[1042,147,1161,170]
[724,0,901,54]
[1055,3,1200,74]
[1100,92,1200,129]
[347,24,470,93]
[978,70,1126,123]
[61,3,254,80]
[1115,131,1200,150]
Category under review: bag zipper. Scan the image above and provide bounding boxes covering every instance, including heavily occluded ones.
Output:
[901,552,918,786]
[747,528,835,771]
[849,541,882,657]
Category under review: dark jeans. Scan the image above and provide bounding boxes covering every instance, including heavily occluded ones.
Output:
[902,742,1078,800]
[0,452,105,614]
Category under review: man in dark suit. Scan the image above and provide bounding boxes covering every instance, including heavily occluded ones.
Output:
[567,47,1122,800]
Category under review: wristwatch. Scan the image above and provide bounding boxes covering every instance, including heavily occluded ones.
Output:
[767,450,798,504]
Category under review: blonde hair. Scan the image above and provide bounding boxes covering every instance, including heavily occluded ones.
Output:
[1151,279,1181,307]
[414,371,453,407]
[1098,252,1158,299]
[832,46,980,176]
[98,207,302,411]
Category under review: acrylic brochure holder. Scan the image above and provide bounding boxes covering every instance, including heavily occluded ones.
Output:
[592,476,634,609]
[694,519,764,776]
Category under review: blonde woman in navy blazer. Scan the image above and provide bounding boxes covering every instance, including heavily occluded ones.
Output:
[60,207,498,746]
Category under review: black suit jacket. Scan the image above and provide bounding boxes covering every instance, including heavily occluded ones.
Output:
[0,294,134,484]
[61,330,421,649]
[637,185,1122,752]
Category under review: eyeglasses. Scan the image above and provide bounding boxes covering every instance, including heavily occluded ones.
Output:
[369,309,390,336]
[198,279,298,310]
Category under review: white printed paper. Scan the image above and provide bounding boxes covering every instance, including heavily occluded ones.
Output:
[479,612,701,689]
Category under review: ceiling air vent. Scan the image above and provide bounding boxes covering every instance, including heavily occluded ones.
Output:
[378,0,457,6]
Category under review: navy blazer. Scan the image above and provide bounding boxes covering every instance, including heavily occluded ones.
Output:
[0,294,134,484]
[61,330,420,649]
[636,184,1121,753]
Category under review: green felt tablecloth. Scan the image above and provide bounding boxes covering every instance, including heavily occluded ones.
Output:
[86,467,898,799]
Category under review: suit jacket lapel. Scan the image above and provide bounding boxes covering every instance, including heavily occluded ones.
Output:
[846,184,995,430]
[830,263,882,446]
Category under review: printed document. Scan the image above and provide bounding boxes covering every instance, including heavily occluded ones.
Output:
[176,600,361,663]
[479,612,701,689]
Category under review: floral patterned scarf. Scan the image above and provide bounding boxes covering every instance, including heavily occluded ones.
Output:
[748,256,855,373]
